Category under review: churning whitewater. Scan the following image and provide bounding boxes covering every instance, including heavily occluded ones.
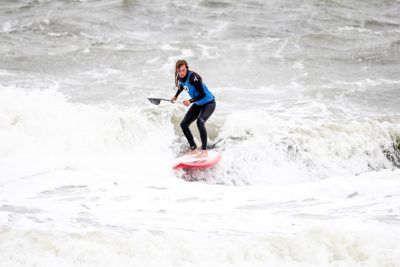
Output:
[1,0,400,266]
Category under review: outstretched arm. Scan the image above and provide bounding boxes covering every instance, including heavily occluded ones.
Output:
[171,85,184,102]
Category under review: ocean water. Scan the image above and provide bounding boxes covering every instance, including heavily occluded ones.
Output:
[1,0,400,266]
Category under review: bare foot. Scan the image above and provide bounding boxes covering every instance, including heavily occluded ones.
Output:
[196,150,208,158]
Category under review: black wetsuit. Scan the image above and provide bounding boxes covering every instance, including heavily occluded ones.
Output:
[175,71,216,150]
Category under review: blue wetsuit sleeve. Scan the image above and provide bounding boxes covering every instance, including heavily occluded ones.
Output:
[189,73,206,103]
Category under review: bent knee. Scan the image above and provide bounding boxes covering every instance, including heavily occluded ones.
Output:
[180,121,188,129]
[197,118,206,126]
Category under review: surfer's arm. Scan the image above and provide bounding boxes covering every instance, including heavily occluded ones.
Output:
[189,73,206,103]
[173,85,184,100]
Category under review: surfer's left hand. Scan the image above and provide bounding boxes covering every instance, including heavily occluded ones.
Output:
[183,100,191,106]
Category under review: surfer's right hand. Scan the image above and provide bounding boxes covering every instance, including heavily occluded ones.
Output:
[170,96,177,103]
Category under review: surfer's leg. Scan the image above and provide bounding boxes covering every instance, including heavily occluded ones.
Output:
[197,100,216,150]
[180,104,201,150]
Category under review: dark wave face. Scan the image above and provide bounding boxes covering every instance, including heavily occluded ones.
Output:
[1,0,399,111]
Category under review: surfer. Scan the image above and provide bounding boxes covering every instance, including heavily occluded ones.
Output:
[171,60,216,158]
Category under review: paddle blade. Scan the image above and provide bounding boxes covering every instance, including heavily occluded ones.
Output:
[147,98,162,105]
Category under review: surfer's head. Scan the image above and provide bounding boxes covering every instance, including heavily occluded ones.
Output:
[175,59,189,86]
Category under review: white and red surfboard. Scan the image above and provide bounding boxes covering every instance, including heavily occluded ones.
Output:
[172,150,221,170]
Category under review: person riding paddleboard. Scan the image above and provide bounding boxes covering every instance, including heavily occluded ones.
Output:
[171,60,216,158]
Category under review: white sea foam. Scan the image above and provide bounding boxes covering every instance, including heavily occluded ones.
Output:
[1,224,399,267]
[213,108,399,185]
[1,20,18,33]
[0,87,175,183]
[1,0,400,265]
[1,168,400,266]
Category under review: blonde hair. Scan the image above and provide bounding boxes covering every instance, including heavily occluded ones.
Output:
[175,59,189,87]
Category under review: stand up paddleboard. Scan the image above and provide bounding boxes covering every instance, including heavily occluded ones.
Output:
[172,150,221,170]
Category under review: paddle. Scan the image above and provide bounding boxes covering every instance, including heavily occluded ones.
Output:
[147,98,172,105]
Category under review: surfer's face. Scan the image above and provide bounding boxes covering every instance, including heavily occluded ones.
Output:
[177,65,187,78]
